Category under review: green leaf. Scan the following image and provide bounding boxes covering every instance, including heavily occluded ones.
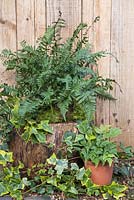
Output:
[35,131,46,143]
[68,186,78,194]
[0,183,8,196]
[58,184,67,192]
[22,177,30,186]
[0,150,13,166]
[47,153,57,165]
[71,163,79,171]
[47,177,57,186]
[85,133,96,141]
[105,128,121,139]
[38,120,53,134]
[37,187,46,194]
[10,190,23,200]
[55,159,68,175]
[76,167,85,180]
[21,128,32,142]
[75,134,84,142]
[77,120,90,134]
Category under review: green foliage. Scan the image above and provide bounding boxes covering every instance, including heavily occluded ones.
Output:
[0,150,13,166]
[21,120,53,143]
[0,18,126,200]
[101,181,127,200]
[0,84,15,150]
[0,18,116,149]
[0,150,28,200]
[25,153,88,197]
[64,121,121,166]
[23,154,127,199]
[118,142,134,159]
[0,18,115,124]
[0,152,127,200]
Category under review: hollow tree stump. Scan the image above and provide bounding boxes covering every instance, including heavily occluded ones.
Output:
[9,123,77,168]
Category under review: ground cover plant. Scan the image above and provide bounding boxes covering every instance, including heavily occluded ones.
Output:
[0,150,128,200]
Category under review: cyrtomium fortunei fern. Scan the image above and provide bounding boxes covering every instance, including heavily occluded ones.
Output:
[0,18,115,124]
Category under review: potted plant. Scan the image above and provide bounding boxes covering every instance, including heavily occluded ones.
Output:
[0,18,115,166]
[63,120,121,186]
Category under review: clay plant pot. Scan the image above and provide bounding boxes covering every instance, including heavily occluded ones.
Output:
[84,160,114,186]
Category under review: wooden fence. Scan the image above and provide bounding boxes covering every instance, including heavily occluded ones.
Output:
[0,0,134,146]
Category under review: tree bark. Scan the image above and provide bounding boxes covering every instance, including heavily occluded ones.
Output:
[9,123,77,168]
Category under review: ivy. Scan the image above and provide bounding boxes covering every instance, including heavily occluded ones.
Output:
[0,151,127,200]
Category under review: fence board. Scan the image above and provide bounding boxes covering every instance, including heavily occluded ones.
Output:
[34,0,46,41]
[110,0,134,146]
[82,0,94,44]
[0,0,16,84]
[16,0,35,47]
[94,0,112,125]
[46,0,81,41]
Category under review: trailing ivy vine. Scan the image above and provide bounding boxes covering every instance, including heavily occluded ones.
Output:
[0,151,127,200]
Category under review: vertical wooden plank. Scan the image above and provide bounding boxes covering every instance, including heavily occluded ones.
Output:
[0,0,16,84]
[34,0,46,41]
[94,0,111,125]
[82,0,94,44]
[110,0,134,146]
[59,0,81,39]
[16,0,35,47]
[46,0,82,40]
[46,0,60,26]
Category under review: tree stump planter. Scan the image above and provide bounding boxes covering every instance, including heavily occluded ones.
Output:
[9,123,77,168]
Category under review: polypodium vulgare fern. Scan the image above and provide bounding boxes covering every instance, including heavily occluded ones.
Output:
[0,18,115,125]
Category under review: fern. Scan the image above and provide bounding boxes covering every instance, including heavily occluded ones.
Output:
[0,18,115,124]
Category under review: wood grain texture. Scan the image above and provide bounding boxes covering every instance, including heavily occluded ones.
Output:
[10,123,77,168]
[46,0,81,41]
[0,0,16,84]
[110,0,134,146]
[34,0,46,40]
[46,0,60,26]
[16,0,35,47]
[82,0,94,44]
[93,0,111,125]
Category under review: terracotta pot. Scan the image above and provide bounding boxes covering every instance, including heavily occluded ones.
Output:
[84,160,114,186]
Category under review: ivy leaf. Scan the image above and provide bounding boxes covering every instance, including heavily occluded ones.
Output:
[21,127,32,142]
[0,150,13,166]
[75,134,84,142]
[37,188,46,195]
[22,177,30,186]
[68,186,78,194]
[85,134,96,141]
[38,120,53,134]
[58,184,67,192]
[71,163,79,171]
[34,131,46,143]
[55,159,68,175]
[0,183,8,196]
[76,167,85,180]
[47,177,57,186]
[10,190,23,200]
[107,128,121,138]
[47,153,57,165]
